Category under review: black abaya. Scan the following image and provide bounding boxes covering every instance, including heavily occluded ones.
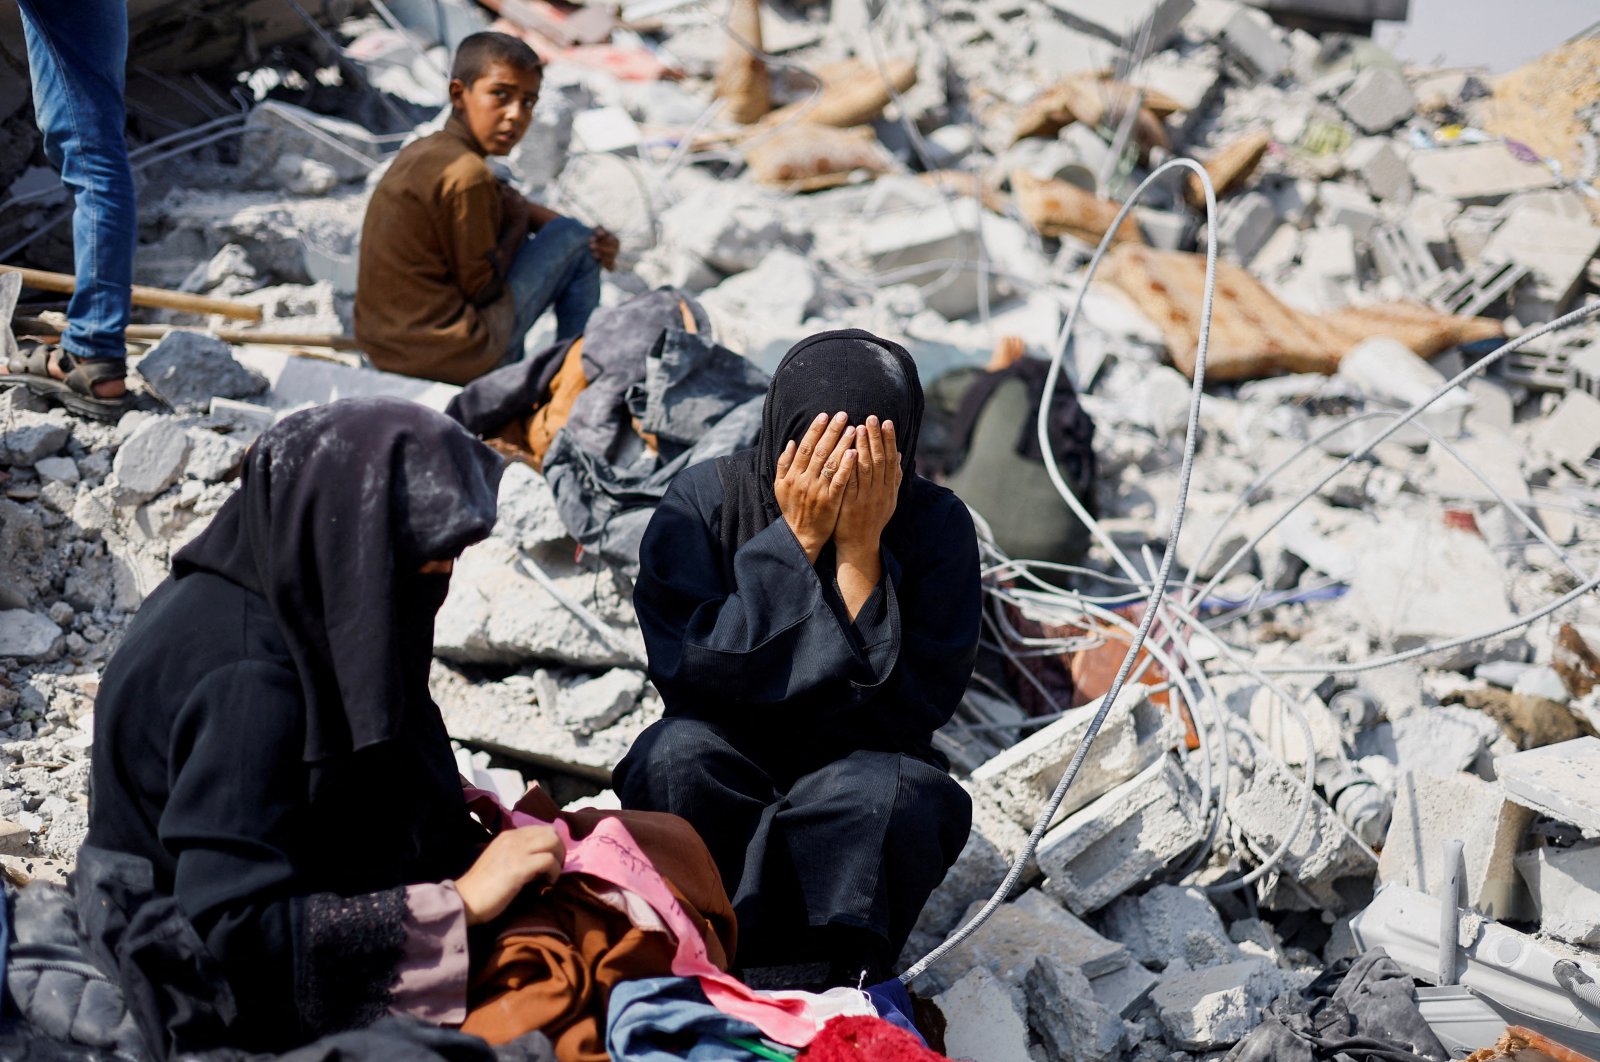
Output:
[612,331,981,975]
[82,398,503,1056]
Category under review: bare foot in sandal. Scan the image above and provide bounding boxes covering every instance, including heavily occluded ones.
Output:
[0,345,126,397]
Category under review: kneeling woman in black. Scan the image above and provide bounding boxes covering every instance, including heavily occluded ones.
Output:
[614,329,981,985]
[80,398,564,1055]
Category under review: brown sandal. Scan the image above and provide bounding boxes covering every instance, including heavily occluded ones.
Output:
[0,342,131,423]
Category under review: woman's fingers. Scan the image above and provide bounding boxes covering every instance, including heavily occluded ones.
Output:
[832,448,858,495]
[794,413,830,474]
[809,412,849,475]
[820,425,854,484]
[776,438,797,479]
[865,415,886,467]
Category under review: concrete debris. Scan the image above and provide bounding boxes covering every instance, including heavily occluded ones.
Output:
[1151,957,1286,1049]
[3,2,1600,1053]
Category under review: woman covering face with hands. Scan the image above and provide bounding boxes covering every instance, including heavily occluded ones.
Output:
[614,329,982,989]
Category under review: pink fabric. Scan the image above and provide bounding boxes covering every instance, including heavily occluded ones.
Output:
[463,787,843,1048]
[390,882,470,1024]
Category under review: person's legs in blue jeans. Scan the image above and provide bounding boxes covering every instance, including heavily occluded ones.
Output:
[503,216,602,360]
[16,0,135,374]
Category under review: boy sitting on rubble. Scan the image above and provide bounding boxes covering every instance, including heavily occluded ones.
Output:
[355,32,618,385]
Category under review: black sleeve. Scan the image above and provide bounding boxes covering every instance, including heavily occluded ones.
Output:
[158,662,413,1047]
[634,470,981,741]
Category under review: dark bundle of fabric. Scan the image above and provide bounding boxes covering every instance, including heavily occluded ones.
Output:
[447,289,770,578]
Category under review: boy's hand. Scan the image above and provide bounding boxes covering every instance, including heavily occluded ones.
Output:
[589,226,619,270]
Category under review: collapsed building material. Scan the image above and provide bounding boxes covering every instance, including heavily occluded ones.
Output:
[1336,66,1416,135]
[1496,737,1600,831]
[1044,0,1195,51]
[1408,142,1560,203]
[1010,171,1144,246]
[971,684,1178,831]
[1515,845,1600,948]
[742,123,893,190]
[1378,770,1535,921]
[1100,244,1505,379]
[1479,204,1600,309]
[1184,130,1272,209]
[920,888,1132,994]
[1010,76,1175,158]
[1351,885,1600,1058]
[755,58,917,133]
[1035,754,1204,914]
[1151,958,1287,1050]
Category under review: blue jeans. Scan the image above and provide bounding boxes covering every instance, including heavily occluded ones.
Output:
[18,0,135,363]
[504,216,601,360]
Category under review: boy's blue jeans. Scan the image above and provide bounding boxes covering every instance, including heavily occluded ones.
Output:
[504,216,602,360]
[18,0,135,364]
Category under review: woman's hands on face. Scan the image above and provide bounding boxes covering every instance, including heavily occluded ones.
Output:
[455,825,565,926]
[775,411,856,564]
[833,416,900,556]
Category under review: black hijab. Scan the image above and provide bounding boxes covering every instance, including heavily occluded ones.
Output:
[173,397,503,763]
[716,328,924,557]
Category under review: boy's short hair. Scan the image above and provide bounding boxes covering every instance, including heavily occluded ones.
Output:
[450,32,543,85]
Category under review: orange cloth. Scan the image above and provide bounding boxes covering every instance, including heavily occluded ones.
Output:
[460,788,736,1061]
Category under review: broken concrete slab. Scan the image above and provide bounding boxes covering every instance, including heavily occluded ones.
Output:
[971,684,1178,830]
[1214,191,1276,265]
[1228,749,1374,913]
[1378,769,1534,921]
[924,888,1131,995]
[1101,884,1239,971]
[1045,0,1194,51]
[134,331,268,413]
[1344,136,1411,202]
[1151,958,1286,1050]
[859,196,997,320]
[0,409,69,466]
[111,417,191,504]
[1025,957,1126,1062]
[1336,67,1415,134]
[1532,390,1600,470]
[241,101,380,183]
[1409,142,1559,204]
[1037,755,1204,915]
[1515,844,1600,946]
[432,537,644,669]
[933,967,1035,1062]
[0,610,61,661]
[1479,204,1600,309]
[1348,515,1517,671]
[1337,335,1474,439]
[1496,736,1600,830]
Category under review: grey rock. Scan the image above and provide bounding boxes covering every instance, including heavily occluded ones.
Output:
[533,667,646,737]
[1025,957,1126,1062]
[112,417,191,503]
[184,428,247,483]
[135,332,267,413]
[33,455,79,485]
[0,610,61,661]
[0,409,70,465]
[1152,958,1285,1049]
[1101,885,1240,971]
[493,462,570,552]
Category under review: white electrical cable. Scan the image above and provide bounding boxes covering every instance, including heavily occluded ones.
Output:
[901,157,1219,984]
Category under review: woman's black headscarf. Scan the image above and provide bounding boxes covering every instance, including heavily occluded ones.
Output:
[716,328,924,557]
[173,397,503,763]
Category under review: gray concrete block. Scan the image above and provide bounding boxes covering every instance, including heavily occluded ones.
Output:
[1227,750,1373,914]
[1344,136,1411,202]
[1045,0,1194,49]
[972,685,1177,831]
[1497,736,1600,831]
[33,455,78,486]
[134,332,269,414]
[1336,66,1415,134]
[1317,182,1381,239]
[1037,755,1204,914]
[1515,844,1600,946]
[922,888,1131,994]
[1410,142,1559,204]
[1533,391,1600,470]
[1215,6,1288,80]
[1299,226,1358,283]
[0,409,69,466]
[1102,884,1239,971]
[0,610,61,661]
[1378,769,1534,921]
[111,417,191,504]
[1087,956,1160,1018]
[1479,203,1600,308]
[934,967,1034,1062]
[1152,958,1286,1049]
[1026,957,1125,1062]
[1215,191,1277,264]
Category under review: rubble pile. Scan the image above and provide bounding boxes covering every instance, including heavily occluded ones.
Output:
[3,0,1600,1058]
